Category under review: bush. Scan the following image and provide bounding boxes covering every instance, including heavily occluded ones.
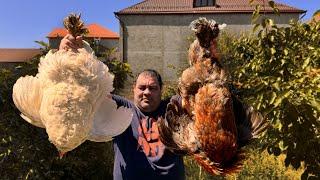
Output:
[226,20,320,179]
[104,59,133,94]
[97,47,133,94]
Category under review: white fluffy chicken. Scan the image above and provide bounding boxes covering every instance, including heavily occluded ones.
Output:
[12,14,132,156]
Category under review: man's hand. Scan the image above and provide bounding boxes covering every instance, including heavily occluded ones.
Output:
[59,34,83,50]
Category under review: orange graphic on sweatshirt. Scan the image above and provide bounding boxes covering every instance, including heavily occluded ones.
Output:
[137,117,165,157]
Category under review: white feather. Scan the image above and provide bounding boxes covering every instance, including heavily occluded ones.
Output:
[88,96,133,142]
[12,45,132,153]
[12,76,44,128]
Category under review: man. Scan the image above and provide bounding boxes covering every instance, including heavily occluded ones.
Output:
[112,70,185,179]
[60,35,185,180]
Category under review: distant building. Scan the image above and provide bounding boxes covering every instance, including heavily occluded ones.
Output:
[47,23,119,54]
[0,48,41,68]
[115,0,305,80]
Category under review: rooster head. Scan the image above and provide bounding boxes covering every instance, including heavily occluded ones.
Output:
[190,17,226,58]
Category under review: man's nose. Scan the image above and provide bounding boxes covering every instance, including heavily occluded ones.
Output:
[143,88,151,95]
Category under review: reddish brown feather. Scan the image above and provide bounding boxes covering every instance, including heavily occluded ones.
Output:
[158,17,268,176]
[180,18,244,175]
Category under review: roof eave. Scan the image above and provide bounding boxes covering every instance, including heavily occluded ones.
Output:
[116,10,306,15]
[47,36,119,39]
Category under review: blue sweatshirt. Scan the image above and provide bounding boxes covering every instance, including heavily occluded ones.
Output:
[112,95,185,180]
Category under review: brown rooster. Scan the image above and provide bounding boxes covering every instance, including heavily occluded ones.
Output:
[158,17,268,175]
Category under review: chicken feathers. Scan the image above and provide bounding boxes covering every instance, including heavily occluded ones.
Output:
[158,17,268,176]
[12,14,132,154]
[12,76,44,128]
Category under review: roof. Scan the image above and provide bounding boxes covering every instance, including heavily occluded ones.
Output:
[116,0,305,15]
[47,23,119,39]
[0,48,41,62]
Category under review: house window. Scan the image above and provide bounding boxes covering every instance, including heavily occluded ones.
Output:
[194,0,216,7]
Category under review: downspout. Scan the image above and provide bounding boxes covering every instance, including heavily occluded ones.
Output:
[114,12,127,63]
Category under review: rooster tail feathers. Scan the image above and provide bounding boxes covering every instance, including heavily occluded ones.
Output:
[232,95,269,146]
[245,106,269,138]
[193,149,245,176]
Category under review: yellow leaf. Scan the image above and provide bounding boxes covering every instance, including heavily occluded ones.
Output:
[302,57,310,69]
[274,90,291,107]
[269,92,277,104]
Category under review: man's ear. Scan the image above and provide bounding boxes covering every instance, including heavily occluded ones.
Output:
[132,83,136,92]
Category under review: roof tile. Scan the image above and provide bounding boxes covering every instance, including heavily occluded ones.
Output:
[47,23,119,39]
[116,0,305,14]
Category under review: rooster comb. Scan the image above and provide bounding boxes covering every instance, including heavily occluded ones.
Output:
[190,17,226,33]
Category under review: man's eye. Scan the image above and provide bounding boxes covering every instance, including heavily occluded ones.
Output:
[149,87,158,91]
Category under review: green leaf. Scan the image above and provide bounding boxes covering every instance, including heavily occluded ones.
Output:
[252,5,261,23]
[267,18,274,26]
[261,18,267,28]
[274,8,280,16]
[308,46,315,50]
[271,48,276,55]
[279,140,288,151]
[269,92,277,104]
[302,57,310,69]
[268,1,275,9]
[310,99,320,112]
[253,23,260,32]
[15,66,23,69]
[272,82,280,91]
[269,35,275,42]
[273,90,291,107]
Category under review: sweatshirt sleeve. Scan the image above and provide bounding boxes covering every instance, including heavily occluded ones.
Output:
[111,94,135,109]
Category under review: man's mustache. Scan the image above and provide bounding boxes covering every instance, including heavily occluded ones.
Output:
[142,97,152,101]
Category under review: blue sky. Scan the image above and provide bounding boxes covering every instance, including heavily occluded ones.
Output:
[0,0,318,48]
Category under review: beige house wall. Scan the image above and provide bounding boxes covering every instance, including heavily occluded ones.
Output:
[118,13,300,81]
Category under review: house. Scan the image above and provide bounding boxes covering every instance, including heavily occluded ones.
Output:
[47,23,119,55]
[115,0,305,81]
[0,48,41,69]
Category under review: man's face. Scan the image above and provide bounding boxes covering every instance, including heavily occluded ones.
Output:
[133,74,161,113]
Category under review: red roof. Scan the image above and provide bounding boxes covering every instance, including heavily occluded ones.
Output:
[47,23,119,39]
[0,48,41,62]
[116,0,305,15]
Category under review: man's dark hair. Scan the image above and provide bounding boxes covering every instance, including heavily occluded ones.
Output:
[134,69,163,89]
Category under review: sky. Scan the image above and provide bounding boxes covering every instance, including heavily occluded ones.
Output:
[0,0,318,48]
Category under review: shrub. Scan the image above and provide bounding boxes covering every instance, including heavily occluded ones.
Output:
[227,20,320,179]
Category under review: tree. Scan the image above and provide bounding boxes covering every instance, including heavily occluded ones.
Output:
[224,2,320,178]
